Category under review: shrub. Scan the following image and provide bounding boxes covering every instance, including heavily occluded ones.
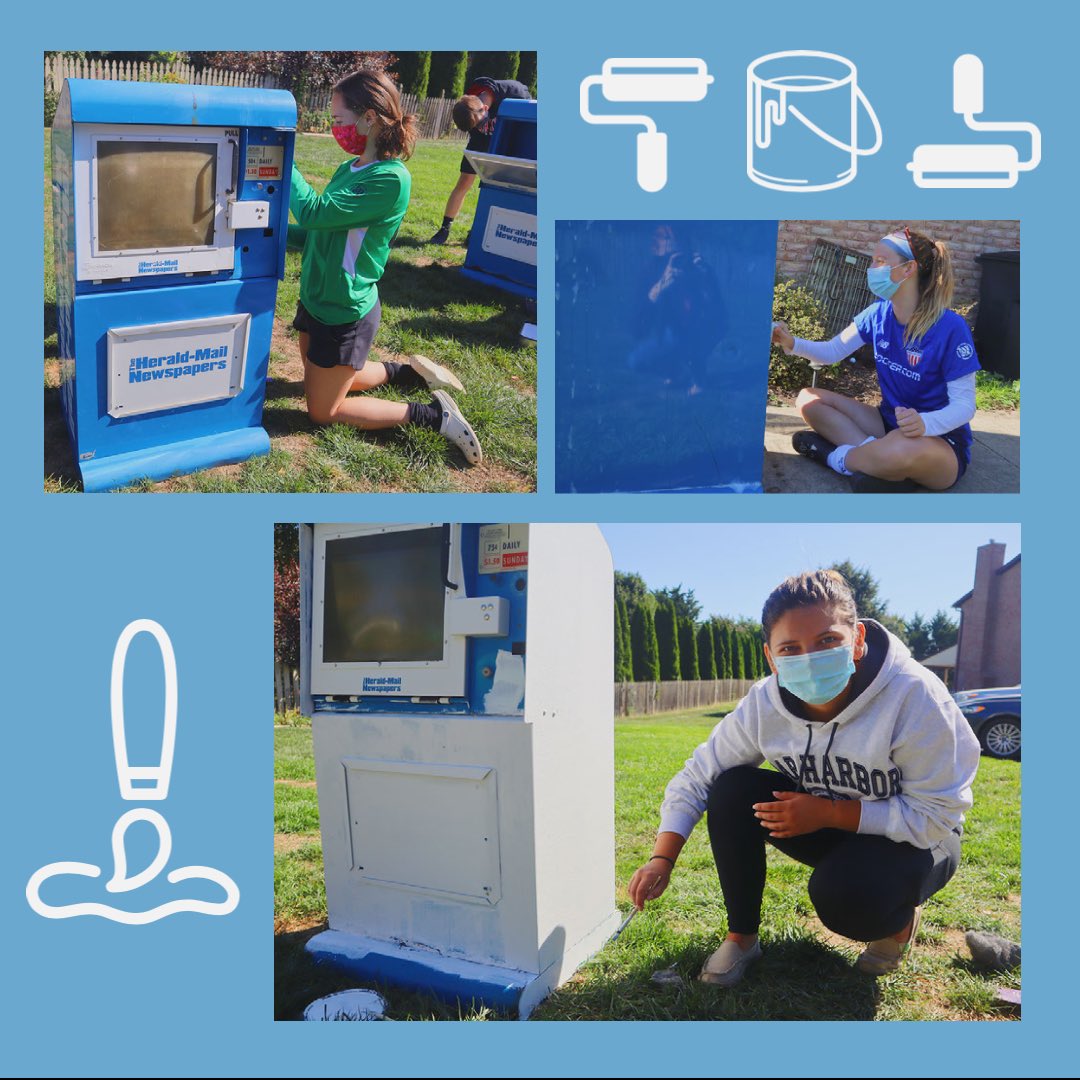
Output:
[44,88,59,127]
[770,279,828,393]
[274,561,301,667]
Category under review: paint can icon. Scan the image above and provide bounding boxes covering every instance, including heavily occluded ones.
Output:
[747,51,882,192]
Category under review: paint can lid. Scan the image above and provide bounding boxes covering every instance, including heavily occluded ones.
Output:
[303,989,388,1021]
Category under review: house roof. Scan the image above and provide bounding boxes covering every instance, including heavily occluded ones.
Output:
[921,644,957,668]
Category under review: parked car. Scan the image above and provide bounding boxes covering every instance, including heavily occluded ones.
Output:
[953,685,1021,760]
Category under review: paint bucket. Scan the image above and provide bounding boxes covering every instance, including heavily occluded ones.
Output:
[747,51,881,192]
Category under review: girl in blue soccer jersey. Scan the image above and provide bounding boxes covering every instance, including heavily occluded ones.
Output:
[773,227,981,493]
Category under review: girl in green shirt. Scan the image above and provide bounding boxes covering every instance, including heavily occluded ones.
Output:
[289,69,482,466]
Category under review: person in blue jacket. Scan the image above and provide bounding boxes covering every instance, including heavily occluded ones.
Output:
[774,227,981,493]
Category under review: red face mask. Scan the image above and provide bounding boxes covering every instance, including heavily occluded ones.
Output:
[331,124,368,156]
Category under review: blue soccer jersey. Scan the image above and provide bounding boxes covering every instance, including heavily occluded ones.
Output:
[853,301,982,458]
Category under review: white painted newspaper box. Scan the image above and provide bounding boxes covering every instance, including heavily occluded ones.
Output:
[299,523,620,1017]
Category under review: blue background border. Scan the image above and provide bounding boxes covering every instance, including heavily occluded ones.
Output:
[8,0,1066,1073]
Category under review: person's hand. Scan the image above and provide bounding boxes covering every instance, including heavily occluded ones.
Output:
[895,407,926,438]
[627,859,672,910]
[771,320,795,353]
[753,791,835,838]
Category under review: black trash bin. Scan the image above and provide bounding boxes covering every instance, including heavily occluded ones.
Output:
[974,251,1020,381]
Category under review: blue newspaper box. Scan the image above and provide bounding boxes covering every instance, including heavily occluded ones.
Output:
[555,220,778,493]
[461,99,537,299]
[51,79,296,491]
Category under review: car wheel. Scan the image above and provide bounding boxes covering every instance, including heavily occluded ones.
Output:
[979,717,1021,761]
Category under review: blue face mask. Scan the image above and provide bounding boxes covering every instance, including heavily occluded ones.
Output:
[772,643,856,706]
[866,263,907,300]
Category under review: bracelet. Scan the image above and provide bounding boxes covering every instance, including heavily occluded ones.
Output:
[648,854,675,868]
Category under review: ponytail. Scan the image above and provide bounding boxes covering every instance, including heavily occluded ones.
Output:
[904,231,955,345]
[375,111,418,162]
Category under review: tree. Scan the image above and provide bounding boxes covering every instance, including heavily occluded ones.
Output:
[732,629,746,680]
[679,618,700,680]
[631,604,660,682]
[194,52,394,96]
[394,52,431,98]
[829,560,890,623]
[656,600,681,681]
[905,613,933,661]
[653,584,703,623]
[742,634,757,679]
[429,51,468,98]
[466,51,521,83]
[615,571,651,610]
[518,52,538,97]
[697,622,717,680]
[614,594,634,683]
[712,620,729,678]
[274,522,299,568]
[928,610,959,654]
[274,560,301,668]
[829,560,908,642]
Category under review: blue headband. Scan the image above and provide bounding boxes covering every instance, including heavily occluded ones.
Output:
[880,232,914,261]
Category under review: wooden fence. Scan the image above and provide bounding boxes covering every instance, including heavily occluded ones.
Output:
[297,86,467,142]
[273,669,755,717]
[274,663,302,714]
[44,58,468,141]
[615,679,756,717]
[44,56,276,91]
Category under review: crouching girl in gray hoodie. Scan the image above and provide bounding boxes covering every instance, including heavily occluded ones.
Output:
[627,569,981,986]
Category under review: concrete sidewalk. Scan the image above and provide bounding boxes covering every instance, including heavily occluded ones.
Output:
[763,406,1020,494]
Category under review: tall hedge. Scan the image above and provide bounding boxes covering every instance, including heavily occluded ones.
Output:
[518,52,538,97]
[731,629,746,680]
[466,51,520,83]
[678,618,700,680]
[655,601,681,682]
[429,51,468,98]
[697,623,717,680]
[615,594,634,683]
[395,51,431,98]
[631,604,661,682]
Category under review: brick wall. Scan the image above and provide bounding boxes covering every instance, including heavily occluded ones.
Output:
[776,220,1020,309]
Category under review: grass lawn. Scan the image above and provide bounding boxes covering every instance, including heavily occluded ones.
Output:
[274,705,1020,1022]
[44,131,536,493]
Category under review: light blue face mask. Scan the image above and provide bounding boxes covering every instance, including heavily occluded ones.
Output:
[866,263,907,300]
[772,643,856,706]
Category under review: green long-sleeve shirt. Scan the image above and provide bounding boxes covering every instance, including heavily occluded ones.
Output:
[287,157,411,325]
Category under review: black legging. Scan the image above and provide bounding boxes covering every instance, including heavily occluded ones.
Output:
[706,766,961,940]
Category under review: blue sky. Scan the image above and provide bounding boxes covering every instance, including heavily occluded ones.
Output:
[600,523,1020,623]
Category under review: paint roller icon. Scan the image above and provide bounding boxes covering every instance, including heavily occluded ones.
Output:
[908,55,1041,188]
[580,58,714,192]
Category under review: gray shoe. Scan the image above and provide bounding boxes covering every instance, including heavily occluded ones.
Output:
[857,905,921,976]
[434,390,482,467]
[698,938,761,988]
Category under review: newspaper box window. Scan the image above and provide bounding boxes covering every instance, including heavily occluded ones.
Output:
[51,79,297,491]
[299,523,620,1018]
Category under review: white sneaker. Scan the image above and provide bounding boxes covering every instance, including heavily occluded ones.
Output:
[409,354,464,393]
[434,390,482,466]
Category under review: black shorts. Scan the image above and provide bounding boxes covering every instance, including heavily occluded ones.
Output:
[877,404,969,482]
[460,129,492,175]
[293,299,381,370]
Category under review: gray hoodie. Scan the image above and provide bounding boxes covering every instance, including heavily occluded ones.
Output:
[659,621,982,849]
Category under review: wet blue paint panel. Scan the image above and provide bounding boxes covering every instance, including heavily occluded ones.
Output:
[555,220,778,493]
